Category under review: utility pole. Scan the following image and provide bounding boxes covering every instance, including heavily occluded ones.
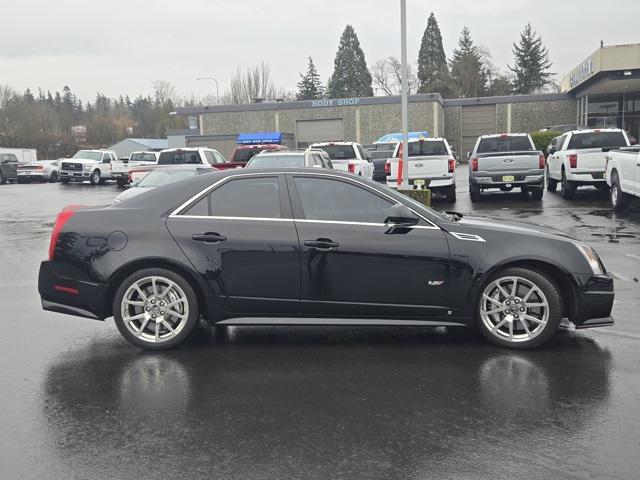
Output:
[196,77,220,104]
[400,0,409,188]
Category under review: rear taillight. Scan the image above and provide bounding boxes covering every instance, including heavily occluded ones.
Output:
[48,208,77,260]
[470,156,479,171]
[538,154,545,169]
[348,163,356,173]
[448,158,455,173]
[384,161,391,176]
[128,171,133,183]
[569,154,578,169]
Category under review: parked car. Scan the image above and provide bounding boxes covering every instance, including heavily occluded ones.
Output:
[113,165,214,204]
[111,151,160,187]
[128,147,225,184]
[363,142,397,182]
[605,146,640,211]
[17,159,59,183]
[0,153,19,184]
[468,133,545,202]
[385,138,457,202]
[547,128,630,199]
[40,168,613,350]
[246,149,332,169]
[59,150,118,185]
[228,144,288,168]
[310,141,374,179]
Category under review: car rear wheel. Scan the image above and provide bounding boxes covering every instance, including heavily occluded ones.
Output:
[113,268,199,350]
[531,188,543,201]
[90,170,101,185]
[444,184,456,202]
[116,178,127,188]
[561,170,575,199]
[476,267,561,349]
[611,174,632,212]
[49,171,58,183]
[469,184,480,202]
[0,172,4,185]
[546,167,557,191]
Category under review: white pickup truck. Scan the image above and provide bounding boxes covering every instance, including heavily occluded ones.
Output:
[309,142,374,180]
[606,146,640,211]
[547,128,630,199]
[111,151,160,187]
[59,149,118,185]
[385,138,456,201]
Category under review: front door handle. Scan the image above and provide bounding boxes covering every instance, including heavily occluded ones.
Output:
[304,238,339,252]
[192,232,227,243]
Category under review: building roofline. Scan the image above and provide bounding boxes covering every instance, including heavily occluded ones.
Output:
[173,93,444,116]
[443,92,571,107]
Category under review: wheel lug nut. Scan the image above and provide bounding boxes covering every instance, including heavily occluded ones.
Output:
[160,311,165,315]
[146,307,150,311]
[515,299,520,303]
[515,314,519,319]
[506,301,510,306]
[152,314,156,319]
[520,307,525,312]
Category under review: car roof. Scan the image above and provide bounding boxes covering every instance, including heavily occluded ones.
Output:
[480,133,529,138]
[255,150,305,156]
[569,128,624,134]
[234,144,284,150]
[311,141,358,146]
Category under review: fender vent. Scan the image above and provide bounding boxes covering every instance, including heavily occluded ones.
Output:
[449,232,486,242]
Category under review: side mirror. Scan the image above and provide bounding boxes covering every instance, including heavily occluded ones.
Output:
[384,203,419,226]
[548,146,556,155]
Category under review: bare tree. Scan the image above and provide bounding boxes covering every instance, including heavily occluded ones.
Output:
[370,57,417,96]
[223,63,290,104]
[152,80,180,105]
[0,84,16,107]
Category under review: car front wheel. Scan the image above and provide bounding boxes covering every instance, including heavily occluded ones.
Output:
[476,267,562,349]
[113,268,200,350]
[561,170,575,199]
[611,175,632,212]
[90,170,101,185]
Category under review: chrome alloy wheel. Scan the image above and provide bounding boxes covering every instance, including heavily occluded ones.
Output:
[480,276,549,343]
[121,276,189,344]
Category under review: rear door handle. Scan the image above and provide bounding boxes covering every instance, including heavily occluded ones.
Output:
[304,238,339,252]
[192,232,227,243]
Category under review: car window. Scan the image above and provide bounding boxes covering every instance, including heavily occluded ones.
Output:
[315,144,356,160]
[102,153,111,163]
[158,150,202,165]
[209,177,281,218]
[408,141,448,156]
[203,151,215,165]
[247,154,305,168]
[476,136,533,153]
[213,152,226,164]
[183,196,209,216]
[293,177,395,224]
[313,154,323,166]
[567,131,628,150]
[356,145,367,159]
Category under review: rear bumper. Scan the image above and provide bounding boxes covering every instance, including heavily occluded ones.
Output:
[470,172,544,187]
[566,170,606,183]
[111,171,128,179]
[387,174,455,188]
[572,273,615,328]
[38,260,108,320]
[17,172,47,182]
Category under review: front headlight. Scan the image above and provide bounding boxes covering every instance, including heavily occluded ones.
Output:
[575,244,605,275]
[84,163,93,170]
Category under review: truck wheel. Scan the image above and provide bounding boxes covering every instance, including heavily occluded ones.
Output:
[445,184,456,202]
[49,171,58,183]
[61,178,70,184]
[116,178,127,188]
[561,170,575,199]
[531,188,544,201]
[90,170,101,185]
[611,174,632,212]
[546,167,557,191]
[0,172,4,185]
[470,184,480,203]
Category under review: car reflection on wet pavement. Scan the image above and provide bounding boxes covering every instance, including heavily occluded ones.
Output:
[1,172,639,479]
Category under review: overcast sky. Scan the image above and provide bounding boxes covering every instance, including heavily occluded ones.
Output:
[1,0,638,102]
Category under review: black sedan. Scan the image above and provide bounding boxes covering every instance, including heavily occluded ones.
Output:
[38,169,614,350]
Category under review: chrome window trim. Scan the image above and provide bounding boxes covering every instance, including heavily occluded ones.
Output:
[168,170,439,230]
[171,215,293,222]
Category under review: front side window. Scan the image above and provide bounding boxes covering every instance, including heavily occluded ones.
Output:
[294,177,395,224]
[213,152,226,164]
[210,176,281,218]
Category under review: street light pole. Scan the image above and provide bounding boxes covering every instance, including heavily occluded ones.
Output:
[196,77,219,104]
[400,0,409,188]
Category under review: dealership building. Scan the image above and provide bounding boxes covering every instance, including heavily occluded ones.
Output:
[171,43,640,159]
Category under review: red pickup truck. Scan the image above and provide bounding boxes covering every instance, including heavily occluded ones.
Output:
[228,144,288,166]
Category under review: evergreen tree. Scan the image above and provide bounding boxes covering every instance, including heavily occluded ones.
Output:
[296,57,324,100]
[327,25,374,98]
[449,27,487,98]
[509,23,553,94]
[417,12,453,97]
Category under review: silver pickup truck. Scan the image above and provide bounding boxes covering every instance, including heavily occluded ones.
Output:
[468,133,545,202]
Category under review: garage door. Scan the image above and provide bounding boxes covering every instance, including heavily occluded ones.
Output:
[296,119,344,148]
[461,105,497,158]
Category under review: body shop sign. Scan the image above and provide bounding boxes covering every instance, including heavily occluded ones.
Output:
[311,98,360,107]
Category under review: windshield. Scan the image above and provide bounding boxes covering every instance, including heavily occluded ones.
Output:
[72,150,102,161]
[158,150,202,165]
[407,141,448,156]
[247,154,305,168]
[130,153,157,162]
[477,136,533,153]
[567,131,628,150]
[316,145,356,160]
[369,151,394,160]
[232,148,268,163]
[136,169,196,187]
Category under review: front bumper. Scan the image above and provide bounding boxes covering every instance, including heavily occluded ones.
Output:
[572,274,615,328]
[38,260,108,320]
[60,171,91,181]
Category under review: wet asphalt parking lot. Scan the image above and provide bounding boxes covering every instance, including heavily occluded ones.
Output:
[1,167,639,480]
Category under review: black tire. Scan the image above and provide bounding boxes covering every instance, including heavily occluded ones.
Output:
[444,184,456,202]
[61,178,70,184]
[469,184,480,203]
[90,169,101,185]
[611,174,632,212]
[531,188,544,201]
[596,183,610,194]
[113,267,200,350]
[476,267,562,349]
[49,171,58,183]
[560,170,575,199]
[546,167,557,191]
[116,178,127,188]
[0,171,4,185]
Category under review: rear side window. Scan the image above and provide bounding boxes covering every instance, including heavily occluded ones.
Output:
[567,131,628,150]
[158,151,202,165]
[316,145,356,160]
[408,141,448,156]
[477,136,533,153]
[210,177,281,218]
